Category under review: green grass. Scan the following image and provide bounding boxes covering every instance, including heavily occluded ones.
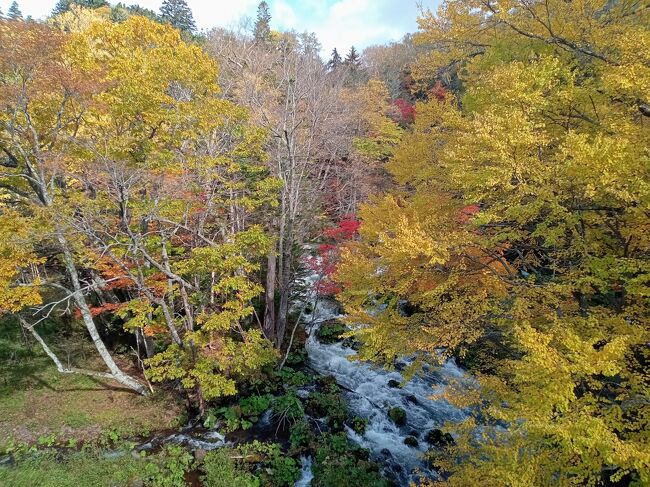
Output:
[0,316,183,451]
[0,451,142,487]
[0,445,196,487]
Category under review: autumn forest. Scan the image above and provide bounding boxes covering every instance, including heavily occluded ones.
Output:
[0,0,648,486]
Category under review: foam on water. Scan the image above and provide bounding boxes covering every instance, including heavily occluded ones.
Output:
[303,276,467,485]
[294,456,314,487]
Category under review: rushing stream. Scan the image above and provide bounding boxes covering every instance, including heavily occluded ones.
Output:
[299,271,468,486]
[128,267,469,486]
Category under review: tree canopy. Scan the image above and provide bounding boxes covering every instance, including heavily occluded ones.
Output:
[0,1,647,484]
[337,0,650,484]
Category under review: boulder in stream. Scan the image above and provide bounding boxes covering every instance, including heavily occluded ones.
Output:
[424,429,454,447]
[404,436,419,448]
[388,407,407,426]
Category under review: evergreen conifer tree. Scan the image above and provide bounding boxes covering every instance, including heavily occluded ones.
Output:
[327,48,342,70]
[344,46,361,69]
[160,0,196,33]
[7,1,22,20]
[253,1,271,42]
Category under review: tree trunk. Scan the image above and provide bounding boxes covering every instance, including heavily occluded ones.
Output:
[137,328,155,358]
[263,248,277,343]
[57,233,148,395]
[276,242,293,349]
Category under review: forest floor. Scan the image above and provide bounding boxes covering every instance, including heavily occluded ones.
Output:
[0,314,395,487]
[0,317,183,452]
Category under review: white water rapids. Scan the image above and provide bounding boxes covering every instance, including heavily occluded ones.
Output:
[300,273,468,486]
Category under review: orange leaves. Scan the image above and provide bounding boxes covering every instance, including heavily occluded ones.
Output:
[92,256,136,290]
[143,323,168,337]
[88,302,121,317]
[457,204,480,224]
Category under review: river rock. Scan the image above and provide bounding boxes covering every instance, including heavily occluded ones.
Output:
[403,436,419,448]
[405,394,418,405]
[388,407,407,426]
[425,429,454,447]
[387,379,401,388]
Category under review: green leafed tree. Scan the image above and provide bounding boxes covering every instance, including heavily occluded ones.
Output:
[110,2,160,23]
[52,0,108,16]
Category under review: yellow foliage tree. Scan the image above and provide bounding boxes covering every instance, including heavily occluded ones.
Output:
[337,1,649,484]
[0,15,278,401]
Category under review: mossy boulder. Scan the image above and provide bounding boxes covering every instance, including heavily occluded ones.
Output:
[424,429,454,447]
[348,416,368,435]
[387,407,407,426]
[403,436,419,448]
[316,320,348,344]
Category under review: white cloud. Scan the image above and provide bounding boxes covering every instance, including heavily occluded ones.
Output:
[303,0,421,56]
[272,0,299,30]
[7,0,437,56]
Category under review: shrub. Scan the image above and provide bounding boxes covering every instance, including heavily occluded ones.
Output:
[201,449,260,487]
[143,445,194,487]
[312,433,388,487]
[272,393,304,429]
[315,320,348,344]
[289,419,313,450]
[306,392,348,430]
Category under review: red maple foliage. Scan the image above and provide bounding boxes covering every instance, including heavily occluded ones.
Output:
[394,98,416,123]
[458,204,480,224]
[322,215,361,241]
[307,215,361,296]
[429,81,448,103]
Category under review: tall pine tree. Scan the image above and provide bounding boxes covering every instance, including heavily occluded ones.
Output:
[160,0,196,33]
[253,1,271,42]
[7,1,22,20]
[327,48,342,71]
[344,46,361,69]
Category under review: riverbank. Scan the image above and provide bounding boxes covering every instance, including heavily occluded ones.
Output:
[1,276,464,486]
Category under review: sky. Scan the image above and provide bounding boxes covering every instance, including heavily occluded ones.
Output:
[1,0,440,56]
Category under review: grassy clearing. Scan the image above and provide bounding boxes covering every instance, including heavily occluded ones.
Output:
[0,317,183,450]
[0,445,195,487]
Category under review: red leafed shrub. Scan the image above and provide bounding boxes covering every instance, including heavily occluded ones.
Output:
[458,204,480,224]
[89,302,122,317]
[74,302,122,319]
[307,215,361,296]
[429,81,448,103]
[394,98,416,124]
[323,215,361,241]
